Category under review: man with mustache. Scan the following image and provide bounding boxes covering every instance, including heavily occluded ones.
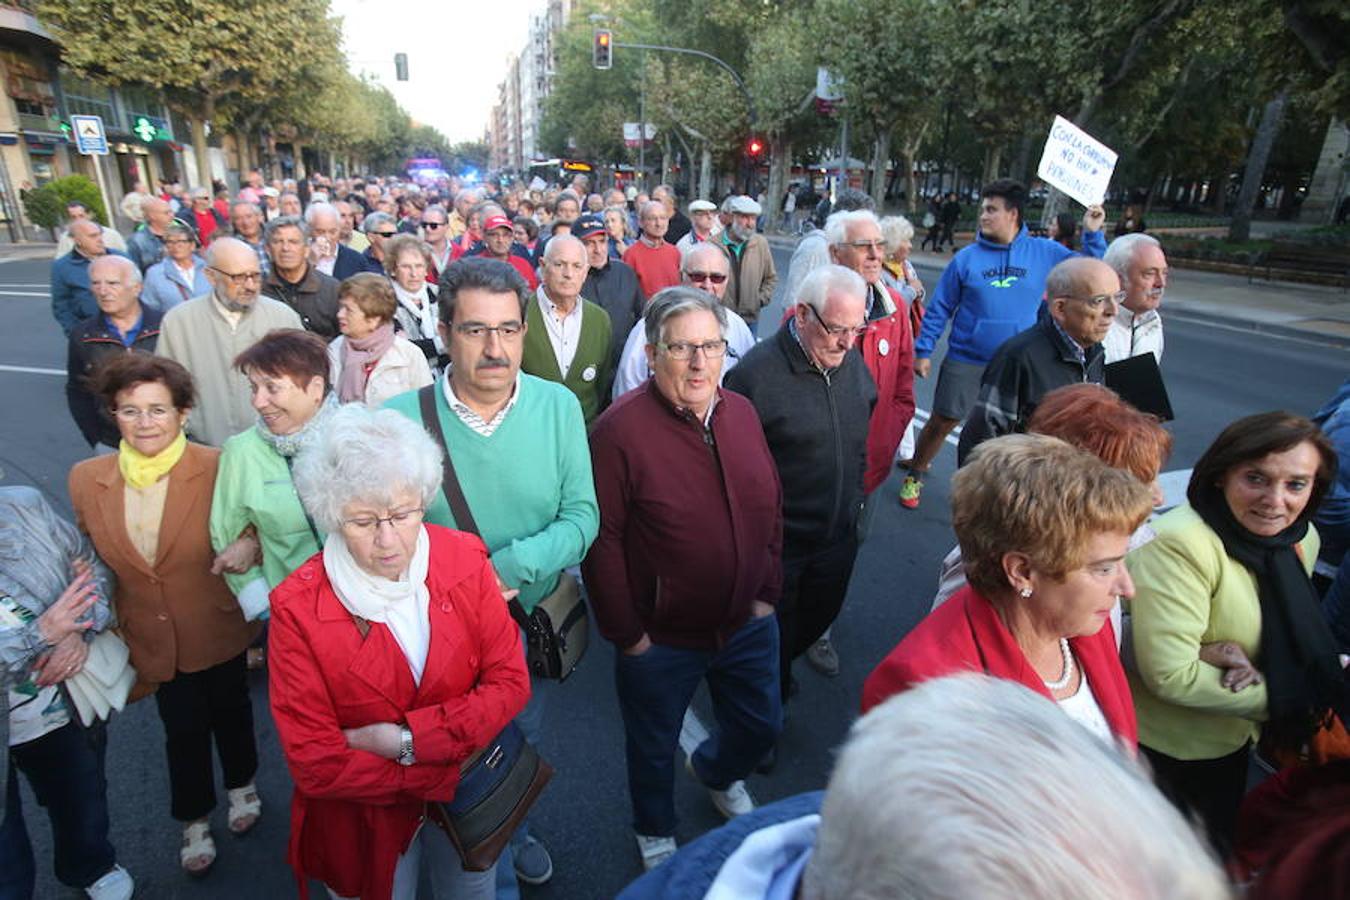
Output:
[383,257,598,892]
[956,257,1118,464]
[156,237,302,446]
[1102,233,1168,364]
[717,196,777,330]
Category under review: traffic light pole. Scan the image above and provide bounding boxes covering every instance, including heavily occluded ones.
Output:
[611,42,757,128]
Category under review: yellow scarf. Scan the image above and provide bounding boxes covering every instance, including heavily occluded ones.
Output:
[118,431,187,489]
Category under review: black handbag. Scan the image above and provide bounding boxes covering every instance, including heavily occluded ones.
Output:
[417,385,590,680]
[432,722,554,871]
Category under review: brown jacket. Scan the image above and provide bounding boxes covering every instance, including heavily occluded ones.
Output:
[69,442,259,687]
[720,232,777,322]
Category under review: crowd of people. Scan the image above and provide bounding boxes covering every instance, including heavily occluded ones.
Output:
[1,166,1346,900]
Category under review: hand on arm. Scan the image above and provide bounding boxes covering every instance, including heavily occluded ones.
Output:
[32,633,90,687]
[1199,641,1263,692]
[36,564,97,645]
[211,526,262,575]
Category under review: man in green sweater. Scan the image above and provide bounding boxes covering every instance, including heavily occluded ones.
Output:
[522,234,613,424]
[384,256,598,890]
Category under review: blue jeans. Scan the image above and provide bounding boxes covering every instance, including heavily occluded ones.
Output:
[1,720,117,897]
[615,614,782,837]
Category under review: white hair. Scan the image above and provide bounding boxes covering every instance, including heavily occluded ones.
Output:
[292,405,443,534]
[1103,232,1162,282]
[824,209,881,247]
[89,253,142,285]
[680,240,729,272]
[303,200,339,227]
[796,264,866,315]
[878,215,915,255]
[801,675,1228,900]
[542,232,585,263]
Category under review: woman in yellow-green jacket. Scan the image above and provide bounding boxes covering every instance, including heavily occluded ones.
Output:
[1127,411,1346,858]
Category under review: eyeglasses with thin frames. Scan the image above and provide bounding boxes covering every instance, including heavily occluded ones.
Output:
[114,405,176,422]
[453,322,524,341]
[805,303,868,339]
[658,339,728,361]
[341,507,425,535]
[209,266,262,286]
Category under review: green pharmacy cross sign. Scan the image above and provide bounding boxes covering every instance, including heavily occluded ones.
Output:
[132,116,171,143]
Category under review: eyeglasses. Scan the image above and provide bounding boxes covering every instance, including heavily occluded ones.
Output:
[841,239,886,253]
[806,303,868,339]
[423,221,446,230]
[341,507,425,535]
[658,339,728,360]
[685,271,728,285]
[453,322,524,340]
[1062,290,1126,308]
[114,405,176,422]
[373,231,398,238]
[209,267,262,286]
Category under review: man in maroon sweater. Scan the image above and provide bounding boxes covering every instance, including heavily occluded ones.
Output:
[583,286,784,873]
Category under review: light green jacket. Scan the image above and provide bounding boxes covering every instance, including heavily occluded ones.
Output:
[209,427,324,617]
[1126,503,1319,760]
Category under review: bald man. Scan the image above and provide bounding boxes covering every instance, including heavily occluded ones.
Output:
[127,196,178,273]
[956,257,1119,464]
[156,237,303,445]
[51,219,131,335]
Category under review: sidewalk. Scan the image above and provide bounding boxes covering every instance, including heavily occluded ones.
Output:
[0,241,57,263]
[765,233,1350,348]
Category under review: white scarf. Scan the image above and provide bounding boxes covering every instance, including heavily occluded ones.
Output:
[322,526,432,684]
[393,281,442,351]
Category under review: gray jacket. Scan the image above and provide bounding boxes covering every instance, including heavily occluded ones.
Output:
[0,486,116,812]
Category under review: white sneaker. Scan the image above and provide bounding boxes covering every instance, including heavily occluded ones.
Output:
[86,864,133,900]
[686,755,755,819]
[635,833,678,871]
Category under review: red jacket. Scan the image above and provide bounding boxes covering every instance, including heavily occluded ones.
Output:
[268,526,530,900]
[858,283,916,493]
[861,585,1137,747]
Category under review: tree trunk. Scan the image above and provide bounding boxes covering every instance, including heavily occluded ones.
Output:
[293,141,307,180]
[869,128,891,211]
[698,143,713,202]
[981,145,1002,183]
[660,136,671,189]
[1229,89,1289,242]
[764,135,791,233]
[189,104,213,190]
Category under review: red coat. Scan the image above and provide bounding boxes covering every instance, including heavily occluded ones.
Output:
[268,526,530,899]
[858,283,915,493]
[861,585,1137,747]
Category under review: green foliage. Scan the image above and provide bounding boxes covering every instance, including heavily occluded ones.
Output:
[22,175,106,229]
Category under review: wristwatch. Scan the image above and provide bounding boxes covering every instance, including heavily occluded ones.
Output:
[397,726,415,766]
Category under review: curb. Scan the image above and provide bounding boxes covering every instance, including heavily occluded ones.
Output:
[1165,307,1350,349]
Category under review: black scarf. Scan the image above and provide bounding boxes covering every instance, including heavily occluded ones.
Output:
[1192,487,1350,747]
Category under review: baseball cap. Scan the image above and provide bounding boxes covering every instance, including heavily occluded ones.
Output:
[261,186,280,198]
[688,199,717,213]
[572,213,607,239]
[482,213,513,232]
[724,195,762,215]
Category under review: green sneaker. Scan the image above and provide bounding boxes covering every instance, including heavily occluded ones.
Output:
[899,474,923,509]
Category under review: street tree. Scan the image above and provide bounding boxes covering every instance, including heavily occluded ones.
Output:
[37,0,344,187]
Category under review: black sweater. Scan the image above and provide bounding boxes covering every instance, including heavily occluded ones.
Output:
[725,324,876,554]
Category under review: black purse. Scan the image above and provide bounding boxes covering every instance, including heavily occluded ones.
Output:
[417,385,590,680]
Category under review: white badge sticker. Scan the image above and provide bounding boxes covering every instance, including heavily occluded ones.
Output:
[582,365,597,383]
[878,338,890,357]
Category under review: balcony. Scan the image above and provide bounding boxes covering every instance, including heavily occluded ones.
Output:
[0,3,56,44]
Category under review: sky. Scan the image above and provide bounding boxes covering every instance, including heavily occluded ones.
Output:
[330,0,541,145]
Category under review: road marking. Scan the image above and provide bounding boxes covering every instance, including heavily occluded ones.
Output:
[0,283,48,288]
[0,290,49,297]
[0,364,63,376]
[911,407,962,448]
[680,708,758,806]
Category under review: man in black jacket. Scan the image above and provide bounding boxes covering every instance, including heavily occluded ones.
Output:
[66,256,161,450]
[259,216,341,338]
[578,213,643,363]
[725,264,876,704]
[956,257,1119,464]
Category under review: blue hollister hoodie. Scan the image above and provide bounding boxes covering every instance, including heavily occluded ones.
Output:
[915,224,1105,365]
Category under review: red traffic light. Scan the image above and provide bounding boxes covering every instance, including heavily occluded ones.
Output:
[746,138,764,157]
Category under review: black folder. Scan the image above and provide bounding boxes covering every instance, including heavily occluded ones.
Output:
[1105,353,1173,421]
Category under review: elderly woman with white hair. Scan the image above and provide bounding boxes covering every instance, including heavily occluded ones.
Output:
[268,405,530,900]
[878,214,925,313]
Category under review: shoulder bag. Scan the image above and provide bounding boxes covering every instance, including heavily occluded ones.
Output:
[417,385,589,681]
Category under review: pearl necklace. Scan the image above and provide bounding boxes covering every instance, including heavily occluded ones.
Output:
[1043,638,1075,691]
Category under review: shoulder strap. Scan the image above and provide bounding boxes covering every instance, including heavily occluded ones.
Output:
[417,384,481,539]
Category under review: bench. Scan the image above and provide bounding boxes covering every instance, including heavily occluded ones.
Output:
[1249,242,1350,290]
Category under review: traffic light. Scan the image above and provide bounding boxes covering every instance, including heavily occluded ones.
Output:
[394,53,409,81]
[593,30,612,70]
[746,136,764,158]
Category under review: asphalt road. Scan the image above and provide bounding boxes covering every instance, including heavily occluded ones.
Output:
[1,250,1344,899]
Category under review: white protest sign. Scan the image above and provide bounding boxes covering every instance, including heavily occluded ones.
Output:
[1037,116,1117,207]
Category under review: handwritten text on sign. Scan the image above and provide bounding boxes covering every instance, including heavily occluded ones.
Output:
[1037,116,1117,208]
